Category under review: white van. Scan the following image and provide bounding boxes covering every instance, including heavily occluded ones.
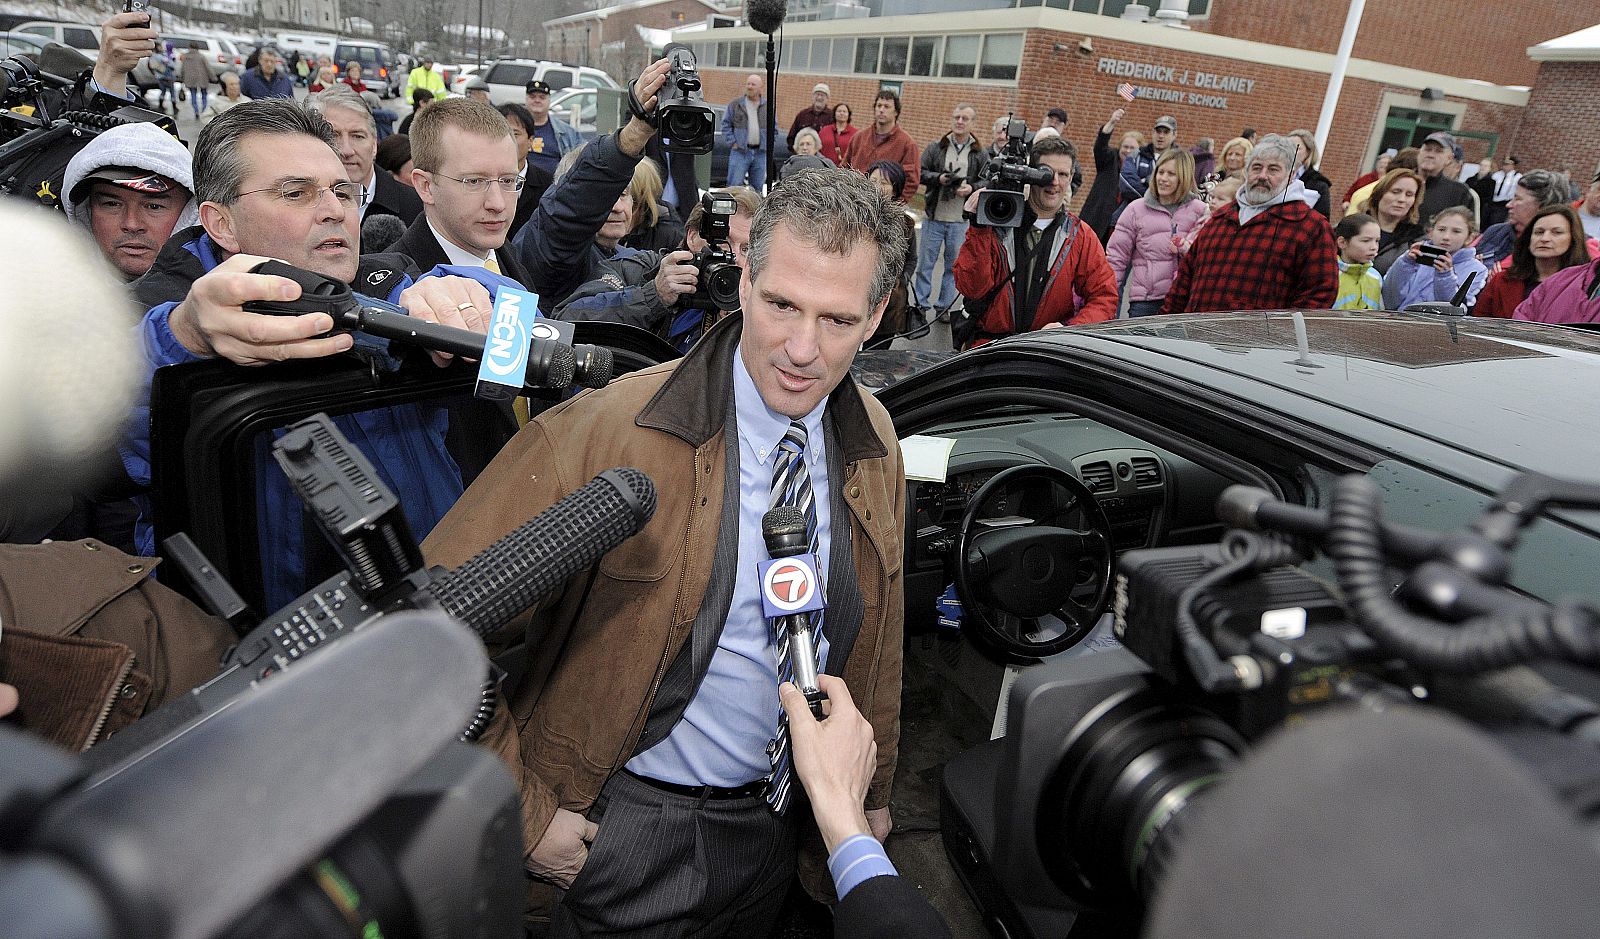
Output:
[272,31,337,61]
[14,21,100,58]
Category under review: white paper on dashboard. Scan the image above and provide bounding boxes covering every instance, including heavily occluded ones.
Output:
[900,434,958,483]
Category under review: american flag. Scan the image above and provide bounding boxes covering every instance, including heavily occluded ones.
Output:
[1117,82,1138,101]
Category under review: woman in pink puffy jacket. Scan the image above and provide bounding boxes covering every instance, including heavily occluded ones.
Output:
[1106,147,1208,317]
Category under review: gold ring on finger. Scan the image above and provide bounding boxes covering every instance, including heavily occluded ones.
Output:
[457,302,477,312]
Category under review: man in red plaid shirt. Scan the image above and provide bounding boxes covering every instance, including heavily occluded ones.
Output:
[1162,134,1336,315]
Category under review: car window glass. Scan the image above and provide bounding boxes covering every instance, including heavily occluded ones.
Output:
[542,69,574,90]
[578,72,607,89]
[20,25,50,38]
[1367,460,1600,606]
[65,27,97,49]
[488,63,536,86]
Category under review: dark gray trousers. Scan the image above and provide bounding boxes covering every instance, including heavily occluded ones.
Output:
[548,771,798,938]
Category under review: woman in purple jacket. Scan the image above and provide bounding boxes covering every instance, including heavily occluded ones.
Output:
[1106,147,1207,317]
[1514,255,1600,324]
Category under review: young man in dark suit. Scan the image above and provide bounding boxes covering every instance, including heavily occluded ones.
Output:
[394,97,534,286]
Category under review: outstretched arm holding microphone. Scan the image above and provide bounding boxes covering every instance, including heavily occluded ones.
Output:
[782,674,951,937]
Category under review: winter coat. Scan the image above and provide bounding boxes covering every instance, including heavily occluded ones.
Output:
[918,134,990,218]
[239,65,294,99]
[1299,166,1333,218]
[819,123,858,165]
[1334,259,1384,310]
[1162,184,1337,315]
[1472,270,1534,319]
[1513,259,1600,324]
[180,49,209,87]
[1373,221,1425,275]
[1105,193,1207,302]
[952,211,1119,341]
[1381,245,1488,311]
[720,94,769,150]
[1117,143,1156,204]
[1079,127,1122,244]
[844,125,920,202]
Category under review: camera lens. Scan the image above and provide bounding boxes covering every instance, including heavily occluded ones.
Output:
[705,261,742,311]
[1036,685,1245,907]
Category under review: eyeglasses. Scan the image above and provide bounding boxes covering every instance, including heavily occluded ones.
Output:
[429,172,524,194]
[236,180,364,208]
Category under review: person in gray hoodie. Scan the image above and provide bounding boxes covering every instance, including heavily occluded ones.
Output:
[62,122,199,280]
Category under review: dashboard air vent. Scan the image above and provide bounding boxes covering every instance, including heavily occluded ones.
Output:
[1079,461,1114,493]
[1132,456,1162,488]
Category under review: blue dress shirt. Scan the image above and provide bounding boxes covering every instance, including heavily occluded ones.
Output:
[627,351,832,787]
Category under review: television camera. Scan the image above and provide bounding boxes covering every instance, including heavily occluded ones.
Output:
[650,45,717,154]
[0,46,174,211]
[973,117,1054,229]
[945,470,1600,936]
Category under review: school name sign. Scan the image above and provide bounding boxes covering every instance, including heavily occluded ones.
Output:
[1097,57,1257,110]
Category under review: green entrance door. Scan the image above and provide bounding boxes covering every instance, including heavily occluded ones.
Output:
[1380,107,1457,154]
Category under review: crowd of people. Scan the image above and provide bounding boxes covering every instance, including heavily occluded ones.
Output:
[721,76,1598,332]
[7,10,1600,938]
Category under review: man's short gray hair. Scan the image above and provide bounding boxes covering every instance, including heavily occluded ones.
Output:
[193,98,335,205]
[747,167,909,310]
[1247,134,1298,171]
[305,86,376,136]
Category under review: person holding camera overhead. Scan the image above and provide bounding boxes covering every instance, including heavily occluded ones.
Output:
[916,104,990,317]
[951,135,1118,347]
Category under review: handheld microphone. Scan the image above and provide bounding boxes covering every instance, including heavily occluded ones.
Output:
[241,260,611,391]
[760,505,827,719]
[744,0,788,35]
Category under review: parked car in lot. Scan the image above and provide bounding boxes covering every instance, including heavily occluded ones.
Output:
[476,58,621,106]
[0,31,49,60]
[12,20,99,58]
[334,40,397,97]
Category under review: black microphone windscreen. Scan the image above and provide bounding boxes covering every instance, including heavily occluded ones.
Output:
[762,505,808,554]
[1145,706,1600,939]
[360,212,407,252]
[425,468,657,637]
[577,345,614,388]
[36,42,94,79]
[745,0,787,35]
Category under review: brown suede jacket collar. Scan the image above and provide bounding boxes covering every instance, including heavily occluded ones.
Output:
[634,313,890,464]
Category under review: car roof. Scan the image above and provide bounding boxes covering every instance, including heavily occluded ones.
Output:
[1020,310,1600,479]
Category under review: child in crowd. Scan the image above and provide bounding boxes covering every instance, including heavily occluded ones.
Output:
[1333,213,1383,310]
[1179,176,1240,254]
[1382,206,1488,311]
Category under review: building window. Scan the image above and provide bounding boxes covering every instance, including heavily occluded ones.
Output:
[908,36,937,76]
[979,33,1021,80]
[942,35,978,78]
[830,38,854,74]
[1057,0,1212,14]
[854,37,880,74]
[812,39,830,72]
[880,36,909,75]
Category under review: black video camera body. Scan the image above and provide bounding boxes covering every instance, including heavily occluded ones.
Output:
[656,45,717,154]
[974,117,1054,228]
[685,190,742,312]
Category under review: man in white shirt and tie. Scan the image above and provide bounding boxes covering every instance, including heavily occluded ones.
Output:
[1488,156,1523,228]
[393,97,536,286]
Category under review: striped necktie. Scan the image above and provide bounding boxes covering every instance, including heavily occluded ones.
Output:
[765,419,823,814]
[484,254,501,275]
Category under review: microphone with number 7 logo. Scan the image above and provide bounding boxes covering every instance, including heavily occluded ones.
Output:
[759,506,828,719]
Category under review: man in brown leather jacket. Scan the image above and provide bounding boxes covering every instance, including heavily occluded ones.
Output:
[423,166,910,936]
[0,539,234,752]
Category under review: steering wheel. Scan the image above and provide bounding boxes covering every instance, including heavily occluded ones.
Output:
[953,464,1115,663]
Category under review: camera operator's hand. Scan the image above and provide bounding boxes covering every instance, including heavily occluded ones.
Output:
[619,57,672,158]
[654,249,698,308]
[528,807,599,888]
[956,181,973,199]
[782,675,889,853]
[395,275,493,367]
[169,254,356,366]
[93,12,158,99]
